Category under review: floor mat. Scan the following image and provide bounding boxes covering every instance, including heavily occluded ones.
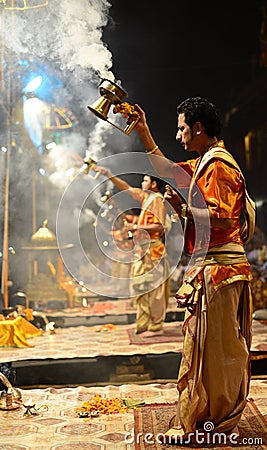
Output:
[134,398,267,449]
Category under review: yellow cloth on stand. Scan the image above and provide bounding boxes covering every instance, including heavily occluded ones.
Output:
[0,316,42,348]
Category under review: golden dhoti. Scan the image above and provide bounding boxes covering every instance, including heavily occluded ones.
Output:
[130,249,170,333]
[170,255,253,434]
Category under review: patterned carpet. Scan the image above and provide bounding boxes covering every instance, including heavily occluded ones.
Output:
[134,397,267,449]
[0,379,266,450]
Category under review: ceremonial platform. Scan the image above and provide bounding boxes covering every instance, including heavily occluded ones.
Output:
[0,296,183,387]
[0,296,266,388]
[0,296,266,450]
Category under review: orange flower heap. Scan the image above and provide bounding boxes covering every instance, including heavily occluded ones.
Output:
[76,394,130,416]
[113,102,140,120]
[95,323,116,332]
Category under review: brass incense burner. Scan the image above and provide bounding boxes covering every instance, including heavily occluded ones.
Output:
[80,153,100,179]
[0,372,22,410]
[87,79,140,134]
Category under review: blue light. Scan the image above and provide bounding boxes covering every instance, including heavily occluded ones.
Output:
[18,59,63,102]
[24,75,43,93]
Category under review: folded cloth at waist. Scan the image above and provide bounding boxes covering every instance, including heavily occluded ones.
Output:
[192,242,248,266]
[175,242,251,312]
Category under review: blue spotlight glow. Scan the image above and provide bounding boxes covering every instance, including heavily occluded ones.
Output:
[23,75,43,93]
[18,59,63,102]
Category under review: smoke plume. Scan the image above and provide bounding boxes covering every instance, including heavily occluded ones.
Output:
[0,0,125,293]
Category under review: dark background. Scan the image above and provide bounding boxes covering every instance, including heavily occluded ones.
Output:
[102,1,262,163]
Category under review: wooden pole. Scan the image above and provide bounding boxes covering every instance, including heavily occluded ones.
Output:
[32,169,38,277]
[0,7,13,309]
[1,145,10,308]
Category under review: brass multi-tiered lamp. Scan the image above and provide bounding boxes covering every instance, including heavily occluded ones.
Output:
[87,79,140,135]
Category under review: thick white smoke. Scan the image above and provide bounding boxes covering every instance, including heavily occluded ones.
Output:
[0,0,122,293]
[55,0,114,80]
[2,0,114,80]
[0,0,126,193]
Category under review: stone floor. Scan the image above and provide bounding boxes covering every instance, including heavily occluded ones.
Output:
[0,318,265,364]
[0,378,266,450]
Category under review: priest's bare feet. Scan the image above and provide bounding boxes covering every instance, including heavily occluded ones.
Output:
[138,330,164,338]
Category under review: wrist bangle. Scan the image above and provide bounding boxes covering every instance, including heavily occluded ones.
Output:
[146,145,158,155]
[133,224,138,230]
[181,203,188,219]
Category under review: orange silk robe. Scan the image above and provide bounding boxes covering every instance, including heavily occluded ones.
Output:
[129,188,166,260]
[172,145,251,289]
[168,143,253,435]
